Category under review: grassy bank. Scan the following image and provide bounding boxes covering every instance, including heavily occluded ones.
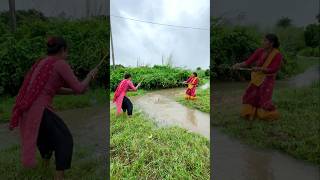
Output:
[109,89,147,100]
[212,82,320,164]
[0,88,107,123]
[293,56,320,76]
[177,88,210,113]
[0,145,105,179]
[110,108,210,179]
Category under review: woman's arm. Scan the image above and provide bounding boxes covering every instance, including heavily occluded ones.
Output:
[128,81,141,91]
[56,61,97,94]
[233,48,263,69]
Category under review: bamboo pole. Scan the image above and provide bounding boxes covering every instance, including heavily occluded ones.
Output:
[8,0,16,32]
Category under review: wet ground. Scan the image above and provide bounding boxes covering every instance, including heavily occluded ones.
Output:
[0,105,107,155]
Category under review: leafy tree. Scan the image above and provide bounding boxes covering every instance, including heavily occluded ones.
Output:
[276,17,292,28]
[304,24,320,48]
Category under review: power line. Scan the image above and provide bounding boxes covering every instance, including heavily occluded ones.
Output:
[110,14,209,31]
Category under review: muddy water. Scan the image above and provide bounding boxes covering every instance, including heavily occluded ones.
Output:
[213,129,320,180]
[288,65,320,87]
[0,105,107,155]
[133,88,210,139]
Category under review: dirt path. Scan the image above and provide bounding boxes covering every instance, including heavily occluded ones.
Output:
[0,105,107,155]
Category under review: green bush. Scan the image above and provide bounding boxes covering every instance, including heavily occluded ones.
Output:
[210,18,302,80]
[298,47,320,57]
[0,10,109,96]
[110,65,208,91]
[304,24,320,48]
[275,26,306,56]
[211,19,260,80]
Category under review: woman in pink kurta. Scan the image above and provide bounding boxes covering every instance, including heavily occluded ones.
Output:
[233,34,283,121]
[113,73,141,117]
[9,37,99,179]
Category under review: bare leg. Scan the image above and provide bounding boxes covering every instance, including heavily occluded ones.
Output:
[55,170,64,180]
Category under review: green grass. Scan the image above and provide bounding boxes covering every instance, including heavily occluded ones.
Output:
[0,88,107,123]
[0,145,105,179]
[109,89,147,100]
[212,82,320,164]
[294,56,320,76]
[177,89,210,113]
[110,108,210,179]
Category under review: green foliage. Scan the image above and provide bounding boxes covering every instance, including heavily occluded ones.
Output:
[0,10,109,96]
[0,145,105,179]
[275,26,306,56]
[211,19,261,80]
[110,65,207,91]
[210,17,307,80]
[276,17,292,28]
[299,47,320,57]
[304,24,320,48]
[178,88,210,113]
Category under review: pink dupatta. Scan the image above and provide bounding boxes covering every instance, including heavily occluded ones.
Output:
[10,57,58,130]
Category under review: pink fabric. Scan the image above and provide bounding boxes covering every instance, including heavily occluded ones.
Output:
[242,48,283,110]
[186,77,199,97]
[12,57,87,168]
[113,79,137,114]
[10,57,56,129]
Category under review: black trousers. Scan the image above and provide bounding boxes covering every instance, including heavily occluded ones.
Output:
[122,96,133,115]
[37,108,73,170]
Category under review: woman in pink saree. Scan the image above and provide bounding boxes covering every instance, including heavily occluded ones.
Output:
[184,72,199,100]
[9,37,100,179]
[233,34,283,121]
[113,73,141,117]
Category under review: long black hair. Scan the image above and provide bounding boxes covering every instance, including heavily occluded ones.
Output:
[193,72,198,77]
[265,33,280,48]
[47,36,67,55]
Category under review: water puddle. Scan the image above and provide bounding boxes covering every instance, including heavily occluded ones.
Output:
[133,89,210,139]
[288,65,320,87]
[213,128,320,180]
[0,105,107,155]
[200,82,210,90]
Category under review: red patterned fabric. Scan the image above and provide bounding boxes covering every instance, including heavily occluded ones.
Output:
[10,57,57,129]
[186,77,199,97]
[242,48,283,110]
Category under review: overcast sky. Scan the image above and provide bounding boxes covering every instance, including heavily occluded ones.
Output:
[0,0,108,18]
[110,0,210,70]
[211,0,319,27]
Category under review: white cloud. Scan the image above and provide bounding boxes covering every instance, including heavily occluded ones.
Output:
[110,0,210,70]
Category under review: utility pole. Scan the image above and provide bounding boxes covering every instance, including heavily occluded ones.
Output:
[8,0,16,32]
[110,23,115,70]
